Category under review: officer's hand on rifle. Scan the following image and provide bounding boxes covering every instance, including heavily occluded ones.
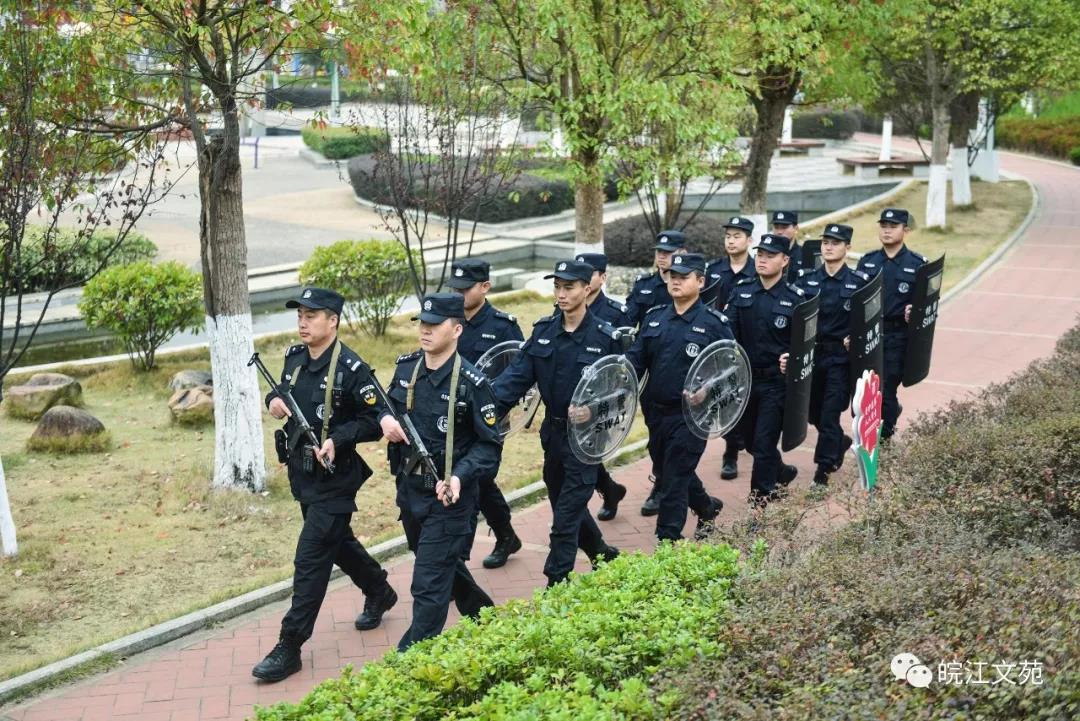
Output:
[269,397,292,420]
[779,352,789,375]
[436,476,461,507]
[315,438,336,465]
[380,415,409,444]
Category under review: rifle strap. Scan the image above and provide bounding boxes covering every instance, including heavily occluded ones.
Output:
[407,353,461,483]
[289,339,342,445]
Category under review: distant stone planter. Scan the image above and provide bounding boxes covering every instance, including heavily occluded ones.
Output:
[168,385,215,426]
[5,373,84,420]
[26,405,110,454]
[169,369,213,393]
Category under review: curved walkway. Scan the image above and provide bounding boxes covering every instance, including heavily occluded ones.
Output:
[4,148,1079,721]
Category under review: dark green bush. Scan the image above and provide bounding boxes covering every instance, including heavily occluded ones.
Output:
[14,227,156,293]
[1070,147,1080,166]
[603,214,730,267]
[254,543,740,721]
[300,126,390,160]
[78,261,204,371]
[791,109,860,140]
[997,116,1080,160]
[265,85,366,109]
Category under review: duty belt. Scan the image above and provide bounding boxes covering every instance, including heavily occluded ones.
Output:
[884,318,908,331]
[547,417,568,429]
[816,339,846,355]
[650,399,683,415]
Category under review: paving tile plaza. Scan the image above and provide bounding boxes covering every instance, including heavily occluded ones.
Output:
[3,145,1078,721]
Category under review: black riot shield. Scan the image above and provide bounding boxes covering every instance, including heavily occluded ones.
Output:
[903,255,945,387]
[801,239,823,272]
[848,271,884,397]
[781,295,819,452]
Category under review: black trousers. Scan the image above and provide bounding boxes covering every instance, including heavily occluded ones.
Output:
[595,464,620,499]
[539,420,606,584]
[809,353,851,470]
[477,476,513,536]
[398,500,493,652]
[743,376,787,497]
[280,504,387,644]
[646,412,711,541]
[882,331,906,436]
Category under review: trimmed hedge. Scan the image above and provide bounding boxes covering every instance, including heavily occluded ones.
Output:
[997,116,1080,161]
[791,109,859,140]
[663,318,1080,721]
[348,154,586,224]
[604,213,730,267]
[254,543,740,721]
[301,126,390,160]
[14,227,156,293]
[265,85,365,110]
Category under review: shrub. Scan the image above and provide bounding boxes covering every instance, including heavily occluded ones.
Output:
[791,109,860,140]
[254,543,740,721]
[299,239,418,337]
[78,261,204,371]
[13,227,156,293]
[300,126,390,160]
[997,116,1080,160]
[265,85,366,109]
[1070,147,1080,166]
[604,213,730,267]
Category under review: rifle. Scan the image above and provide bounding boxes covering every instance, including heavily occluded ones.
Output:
[248,352,335,474]
[368,371,454,503]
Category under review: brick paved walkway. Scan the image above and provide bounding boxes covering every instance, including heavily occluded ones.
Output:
[4,147,1078,721]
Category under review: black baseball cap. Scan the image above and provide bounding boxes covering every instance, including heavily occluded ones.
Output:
[413,292,465,323]
[544,259,594,283]
[286,287,344,315]
[822,223,854,243]
[754,234,792,256]
[447,258,491,289]
[723,216,754,234]
[655,229,687,252]
[878,208,910,225]
[575,252,608,273]
[668,252,706,275]
[771,210,799,226]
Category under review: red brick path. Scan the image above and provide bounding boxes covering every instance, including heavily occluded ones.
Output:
[4,146,1078,721]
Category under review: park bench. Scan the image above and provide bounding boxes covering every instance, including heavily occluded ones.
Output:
[836,154,931,180]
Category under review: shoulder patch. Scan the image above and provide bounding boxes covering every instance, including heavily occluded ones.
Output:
[855,270,871,282]
[706,307,729,323]
[493,309,517,322]
[463,368,486,387]
[597,321,621,341]
[791,285,805,297]
[643,304,668,316]
[396,350,422,364]
[285,344,304,357]
[735,276,757,286]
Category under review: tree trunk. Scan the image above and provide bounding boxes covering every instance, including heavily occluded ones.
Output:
[925,47,950,229]
[198,99,266,492]
[741,74,798,240]
[574,152,605,253]
[950,93,979,207]
[0,456,16,557]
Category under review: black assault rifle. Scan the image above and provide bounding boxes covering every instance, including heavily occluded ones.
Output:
[248,352,335,474]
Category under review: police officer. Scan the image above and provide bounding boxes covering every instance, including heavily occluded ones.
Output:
[770,210,804,282]
[379,292,502,652]
[575,251,631,521]
[856,208,927,440]
[252,288,396,682]
[624,253,726,540]
[795,224,869,485]
[724,235,806,506]
[492,260,621,587]
[447,258,525,569]
[704,216,757,480]
[624,230,685,326]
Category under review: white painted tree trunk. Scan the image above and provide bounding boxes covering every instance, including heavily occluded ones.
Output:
[781,106,793,144]
[951,145,972,206]
[748,213,768,243]
[926,165,948,228]
[207,313,266,492]
[0,456,17,557]
[879,115,893,161]
[926,93,951,229]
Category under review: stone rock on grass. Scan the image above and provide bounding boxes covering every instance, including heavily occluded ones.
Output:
[26,405,109,454]
[169,369,213,392]
[168,385,214,426]
[5,373,83,420]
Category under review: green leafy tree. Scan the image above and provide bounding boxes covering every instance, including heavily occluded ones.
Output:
[299,240,419,337]
[79,261,204,371]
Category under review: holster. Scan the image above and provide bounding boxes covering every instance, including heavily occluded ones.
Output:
[273,429,288,464]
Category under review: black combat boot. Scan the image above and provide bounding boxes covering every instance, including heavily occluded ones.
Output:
[720,454,738,480]
[596,482,627,521]
[354,583,398,631]
[252,637,302,682]
[694,496,724,540]
[482,528,523,569]
[640,476,661,516]
[778,464,798,487]
[589,543,620,568]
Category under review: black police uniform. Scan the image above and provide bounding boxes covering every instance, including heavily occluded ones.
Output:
[383,297,502,651]
[796,227,869,478]
[588,290,634,328]
[724,236,807,502]
[624,254,730,540]
[264,331,391,651]
[703,255,757,312]
[624,229,685,326]
[771,211,803,283]
[856,210,927,439]
[492,262,621,585]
